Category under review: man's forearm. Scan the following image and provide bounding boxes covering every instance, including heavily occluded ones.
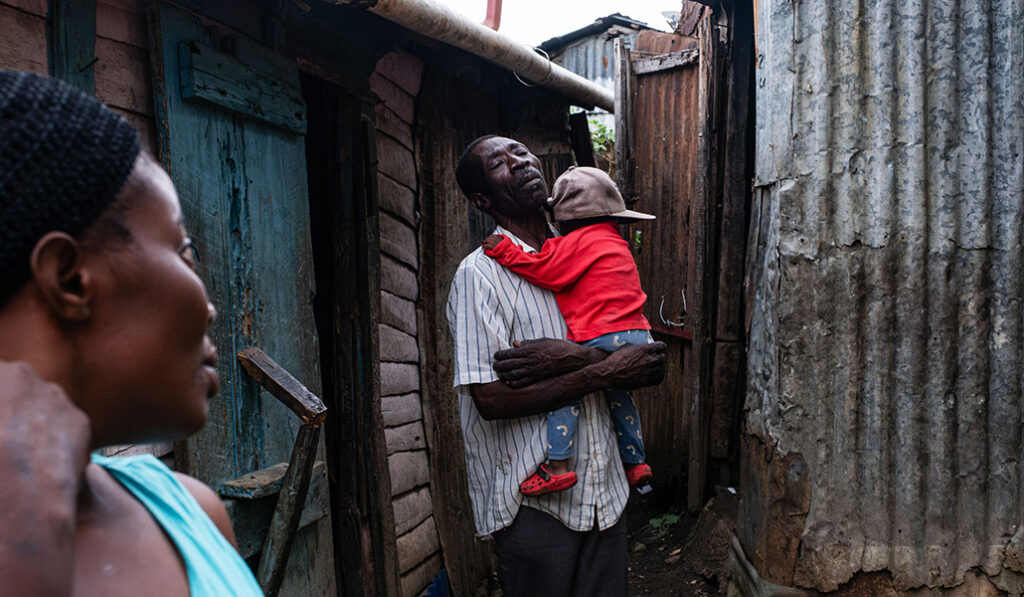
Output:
[471,356,619,420]
[0,505,76,597]
[471,341,666,420]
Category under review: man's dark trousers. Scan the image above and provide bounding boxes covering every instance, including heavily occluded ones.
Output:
[493,505,628,596]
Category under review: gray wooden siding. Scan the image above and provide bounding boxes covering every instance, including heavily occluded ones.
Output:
[371,50,443,597]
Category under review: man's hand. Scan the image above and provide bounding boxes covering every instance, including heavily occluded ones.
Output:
[0,362,91,491]
[0,361,90,597]
[493,339,605,388]
[594,342,668,390]
[482,234,506,252]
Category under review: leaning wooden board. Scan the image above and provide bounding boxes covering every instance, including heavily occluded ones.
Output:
[148,3,335,595]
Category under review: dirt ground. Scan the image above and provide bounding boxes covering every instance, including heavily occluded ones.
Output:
[626,486,738,596]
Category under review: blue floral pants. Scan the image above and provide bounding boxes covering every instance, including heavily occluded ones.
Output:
[546,329,651,464]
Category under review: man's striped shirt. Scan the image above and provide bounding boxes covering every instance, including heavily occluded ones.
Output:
[446,226,630,537]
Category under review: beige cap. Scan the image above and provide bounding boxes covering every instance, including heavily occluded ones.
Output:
[548,166,655,222]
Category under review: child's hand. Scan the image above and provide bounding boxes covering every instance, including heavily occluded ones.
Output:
[482,235,505,252]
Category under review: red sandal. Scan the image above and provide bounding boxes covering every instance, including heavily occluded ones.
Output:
[626,463,653,487]
[520,463,578,496]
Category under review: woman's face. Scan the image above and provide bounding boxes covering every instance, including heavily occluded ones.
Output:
[78,159,218,446]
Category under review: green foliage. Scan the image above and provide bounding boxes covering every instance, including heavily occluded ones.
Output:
[649,513,681,529]
[589,119,614,156]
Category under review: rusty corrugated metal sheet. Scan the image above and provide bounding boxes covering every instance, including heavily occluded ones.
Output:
[746,0,1024,592]
[627,30,703,486]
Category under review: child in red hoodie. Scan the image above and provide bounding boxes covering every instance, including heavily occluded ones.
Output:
[482,166,656,496]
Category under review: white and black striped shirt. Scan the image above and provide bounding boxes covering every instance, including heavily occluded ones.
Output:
[446,226,630,537]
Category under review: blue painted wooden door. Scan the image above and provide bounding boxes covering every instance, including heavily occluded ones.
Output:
[149,4,335,595]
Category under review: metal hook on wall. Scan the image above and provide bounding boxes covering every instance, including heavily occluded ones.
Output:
[659,289,686,328]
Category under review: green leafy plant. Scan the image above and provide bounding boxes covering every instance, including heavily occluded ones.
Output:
[649,513,681,529]
[589,119,614,156]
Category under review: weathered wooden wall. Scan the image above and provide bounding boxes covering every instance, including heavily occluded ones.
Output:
[416,66,503,597]
[0,0,47,73]
[371,49,445,597]
[415,45,574,597]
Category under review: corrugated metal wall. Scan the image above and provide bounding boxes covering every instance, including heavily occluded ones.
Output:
[555,33,628,90]
[554,32,638,129]
[746,0,1024,592]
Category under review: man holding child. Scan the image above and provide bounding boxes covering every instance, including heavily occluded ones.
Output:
[446,135,666,596]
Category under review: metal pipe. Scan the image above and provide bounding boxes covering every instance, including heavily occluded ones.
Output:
[326,0,615,111]
[482,0,501,30]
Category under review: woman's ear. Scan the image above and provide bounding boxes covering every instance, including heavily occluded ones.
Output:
[469,192,491,213]
[29,232,93,321]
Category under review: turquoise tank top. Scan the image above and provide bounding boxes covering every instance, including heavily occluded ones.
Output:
[92,453,264,596]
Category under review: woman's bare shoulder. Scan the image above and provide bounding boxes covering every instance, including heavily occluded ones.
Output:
[173,472,238,548]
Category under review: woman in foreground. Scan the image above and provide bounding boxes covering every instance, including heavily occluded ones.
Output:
[0,71,262,596]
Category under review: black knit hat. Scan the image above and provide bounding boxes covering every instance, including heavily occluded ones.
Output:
[0,70,141,306]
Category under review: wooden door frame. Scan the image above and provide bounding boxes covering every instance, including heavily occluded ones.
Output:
[303,73,400,597]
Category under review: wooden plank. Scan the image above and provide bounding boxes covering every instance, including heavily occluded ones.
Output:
[381,254,419,300]
[385,421,427,454]
[97,0,148,48]
[677,2,706,37]
[715,0,756,344]
[568,111,596,167]
[392,486,432,536]
[381,291,418,336]
[219,461,290,499]
[369,70,414,124]
[376,104,414,151]
[381,392,423,428]
[400,553,443,597]
[49,0,96,94]
[101,441,174,458]
[380,362,421,396]
[97,0,146,14]
[377,133,418,189]
[380,211,419,269]
[0,4,46,73]
[613,37,633,200]
[95,37,153,115]
[179,39,307,134]
[396,516,440,574]
[634,29,698,54]
[238,348,327,426]
[223,461,330,560]
[4,0,46,16]
[632,49,699,75]
[374,50,424,97]
[388,450,430,496]
[378,173,417,227]
[709,341,740,459]
[379,324,419,364]
[257,424,320,597]
[687,13,724,513]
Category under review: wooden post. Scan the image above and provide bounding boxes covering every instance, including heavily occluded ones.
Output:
[613,37,634,202]
[257,424,321,597]
[236,347,328,597]
[48,0,96,95]
[568,111,596,167]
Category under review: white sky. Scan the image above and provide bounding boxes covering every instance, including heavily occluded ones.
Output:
[433,0,676,47]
